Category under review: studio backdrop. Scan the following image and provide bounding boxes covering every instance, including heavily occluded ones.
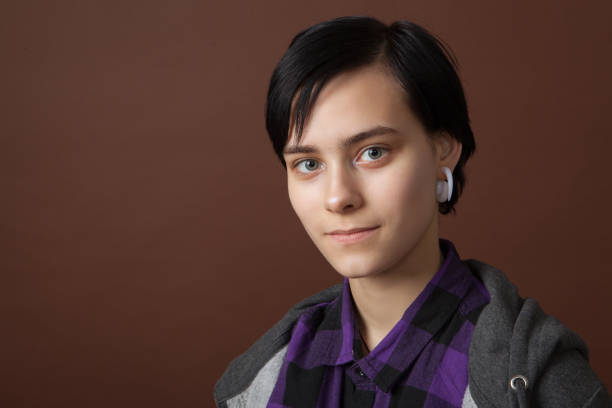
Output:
[2,0,611,407]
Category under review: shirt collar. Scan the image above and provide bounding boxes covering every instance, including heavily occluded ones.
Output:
[312,237,478,393]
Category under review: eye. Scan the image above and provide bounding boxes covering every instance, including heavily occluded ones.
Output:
[358,146,388,162]
[294,158,321,174]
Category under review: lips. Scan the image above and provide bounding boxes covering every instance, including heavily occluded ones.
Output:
[327,226,379,235]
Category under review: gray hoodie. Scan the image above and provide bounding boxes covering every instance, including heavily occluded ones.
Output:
[213,258,611,407]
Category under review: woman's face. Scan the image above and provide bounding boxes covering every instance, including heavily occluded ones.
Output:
[283,64,460,279]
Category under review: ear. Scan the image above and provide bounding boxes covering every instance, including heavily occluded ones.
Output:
[434,131,462,174]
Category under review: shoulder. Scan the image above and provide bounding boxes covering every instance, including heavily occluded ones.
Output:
[463,258,611,407]
[213,282,343,407]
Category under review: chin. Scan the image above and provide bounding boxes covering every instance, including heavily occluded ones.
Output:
[342,271,376,280]
[332,260,383,279]
[318,242,387,279]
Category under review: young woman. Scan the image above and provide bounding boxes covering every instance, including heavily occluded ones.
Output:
[214,16,611,408]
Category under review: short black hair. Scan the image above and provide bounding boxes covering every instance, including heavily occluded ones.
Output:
[265,16,476,215]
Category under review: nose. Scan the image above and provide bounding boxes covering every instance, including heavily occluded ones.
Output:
[325,162,363,213]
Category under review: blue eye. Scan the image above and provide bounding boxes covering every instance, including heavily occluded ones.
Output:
[359,146,388,162]
[295,159,320,174]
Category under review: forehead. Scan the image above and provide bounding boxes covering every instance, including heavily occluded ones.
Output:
[287,64,415,148]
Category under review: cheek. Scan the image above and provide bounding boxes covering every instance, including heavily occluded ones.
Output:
[376,156,435,213]
[288,181,318,231]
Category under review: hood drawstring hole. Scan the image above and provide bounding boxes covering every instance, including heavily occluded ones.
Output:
[510,374,528,391]
[510,375,530,408]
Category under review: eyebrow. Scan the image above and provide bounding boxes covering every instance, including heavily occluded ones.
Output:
[282,125,399,156]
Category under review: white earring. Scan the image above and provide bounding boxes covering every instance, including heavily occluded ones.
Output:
[436,166,453,203]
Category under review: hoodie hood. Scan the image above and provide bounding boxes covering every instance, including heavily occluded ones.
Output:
[214,258,610,407]
[464,259,609,407]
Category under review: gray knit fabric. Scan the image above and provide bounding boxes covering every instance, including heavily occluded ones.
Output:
[464,259,611,407]
[461,385,477,408]
[226,345,288,408]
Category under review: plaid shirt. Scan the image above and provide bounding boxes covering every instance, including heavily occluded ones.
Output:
[266,238,491,408]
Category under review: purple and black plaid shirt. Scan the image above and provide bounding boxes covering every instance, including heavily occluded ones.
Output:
[266,238,491,407]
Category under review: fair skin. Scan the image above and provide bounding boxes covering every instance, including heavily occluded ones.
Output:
[282,63,462,355]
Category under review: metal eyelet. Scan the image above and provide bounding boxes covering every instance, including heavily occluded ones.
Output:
[510,375,528,391]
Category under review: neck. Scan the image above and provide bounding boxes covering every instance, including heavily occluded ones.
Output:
[349,220,443,352]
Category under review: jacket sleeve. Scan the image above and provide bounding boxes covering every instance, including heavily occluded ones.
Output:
[533,348,612,407]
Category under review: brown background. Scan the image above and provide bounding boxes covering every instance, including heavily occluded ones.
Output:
[2,0,611,406]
